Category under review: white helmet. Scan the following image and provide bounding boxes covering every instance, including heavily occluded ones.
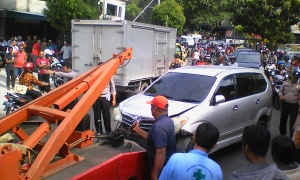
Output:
[44,49,53,57]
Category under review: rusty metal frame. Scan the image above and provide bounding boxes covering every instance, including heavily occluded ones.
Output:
[0,48,132,179]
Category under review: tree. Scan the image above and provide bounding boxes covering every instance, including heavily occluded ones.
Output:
[126,3,140,21]
[44,0,98,40]
[151,0,185,34]
[229,0,300,44]
[175,0,231,34]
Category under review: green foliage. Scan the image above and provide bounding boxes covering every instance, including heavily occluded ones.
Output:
[151,0,185,33]
[229,0,300,44]
[126,3,140,21]
[175,0,232,34]
[44,0,98,39]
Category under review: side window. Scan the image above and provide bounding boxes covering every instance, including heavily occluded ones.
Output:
[215,75,235,102]
[236,73,256,98]
[253,73,267,93]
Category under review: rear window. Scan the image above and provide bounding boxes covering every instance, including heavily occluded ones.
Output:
[232,49,253,57]
[144,72,216,103]
[236,53,261,63]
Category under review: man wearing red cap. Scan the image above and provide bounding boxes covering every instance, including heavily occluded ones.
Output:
[132,95,176,180]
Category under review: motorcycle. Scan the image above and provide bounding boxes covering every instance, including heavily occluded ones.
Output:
[3,92,30,115]
[272,75,284,110]
[53,73,65,87]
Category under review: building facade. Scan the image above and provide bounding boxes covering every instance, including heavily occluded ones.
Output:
[0,0,57,41]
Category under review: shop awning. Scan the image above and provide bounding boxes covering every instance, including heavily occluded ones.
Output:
[5,10,45,21]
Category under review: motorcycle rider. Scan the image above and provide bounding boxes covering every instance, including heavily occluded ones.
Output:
[229,56,238,67]
[19,62,49,101]
[191,48,200,66]
[269,51,278,64]
[265,60,277,81]
[214,55,229,66]
[46,62,76,84]
[270,62,288,82]
[169,54,182,70]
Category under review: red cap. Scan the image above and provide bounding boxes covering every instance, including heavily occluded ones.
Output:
[146,96,169,109]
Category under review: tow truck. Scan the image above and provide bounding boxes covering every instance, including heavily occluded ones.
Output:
[0,48,149,179]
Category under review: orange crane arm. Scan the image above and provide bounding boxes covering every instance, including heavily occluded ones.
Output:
[0,48,132,179]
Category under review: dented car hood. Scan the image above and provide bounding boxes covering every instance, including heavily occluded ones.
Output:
[119,94,197,118]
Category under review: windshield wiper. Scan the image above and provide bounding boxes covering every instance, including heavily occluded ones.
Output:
[176,98,200,103]
[144,93,174,100]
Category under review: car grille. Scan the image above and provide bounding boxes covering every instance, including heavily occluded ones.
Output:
[122,113,155,131]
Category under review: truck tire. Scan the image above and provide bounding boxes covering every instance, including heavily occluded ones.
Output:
[140,82,149,92]
[176,136,194,153]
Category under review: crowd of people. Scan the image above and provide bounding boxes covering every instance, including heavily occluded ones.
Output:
[169,42,239,70]
[153,41,300,179]
[0,35,74,100]
[132,95,300,180]
[0,35,118,143]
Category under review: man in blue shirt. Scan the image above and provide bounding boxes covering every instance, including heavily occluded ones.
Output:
[159,122,222,180]
[132,95,176,180]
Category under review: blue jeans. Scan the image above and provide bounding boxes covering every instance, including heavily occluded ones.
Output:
[15,67,23,77]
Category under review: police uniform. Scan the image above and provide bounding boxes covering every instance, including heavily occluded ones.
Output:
[279,80,300,138]
[92,79,116,134]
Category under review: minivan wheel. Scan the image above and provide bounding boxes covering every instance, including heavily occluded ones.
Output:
[176,136,194,153]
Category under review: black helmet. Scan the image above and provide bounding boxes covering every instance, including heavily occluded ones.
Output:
[230,56,237,61]
[291,71,299,79]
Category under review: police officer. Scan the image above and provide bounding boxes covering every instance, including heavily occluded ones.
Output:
[92,62,116,135]
[279,71,300,138]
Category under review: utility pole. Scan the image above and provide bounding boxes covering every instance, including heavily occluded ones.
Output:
[101,0,105,19]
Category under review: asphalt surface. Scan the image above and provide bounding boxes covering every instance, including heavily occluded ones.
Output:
[0,59,284,179]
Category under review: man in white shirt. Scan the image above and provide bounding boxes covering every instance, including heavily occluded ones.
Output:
[59,41,72,61]
[229,56,238,67]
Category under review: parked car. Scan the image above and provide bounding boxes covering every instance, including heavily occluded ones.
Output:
[179,36,194,48]
[113,66,272,153]
[207,40,219,46]
[236,51,261,69]
[232,48,253,57]
[217,40,226,45]
[286,50,300,61]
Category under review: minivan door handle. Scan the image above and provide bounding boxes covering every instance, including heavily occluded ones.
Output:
[255,99,260,104]
[233,105,238,111]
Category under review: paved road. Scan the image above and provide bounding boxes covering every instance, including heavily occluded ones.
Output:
[0,64,283,179]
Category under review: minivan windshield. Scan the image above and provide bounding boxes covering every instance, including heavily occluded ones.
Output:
[144,72,216,103]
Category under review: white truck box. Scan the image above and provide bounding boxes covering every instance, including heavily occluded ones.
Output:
[71,20,177,94]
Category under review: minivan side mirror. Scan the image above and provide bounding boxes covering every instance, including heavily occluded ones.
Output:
[215,95,225,104]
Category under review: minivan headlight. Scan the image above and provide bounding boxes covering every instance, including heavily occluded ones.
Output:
[113,107,122,122]
[171,116,189,134]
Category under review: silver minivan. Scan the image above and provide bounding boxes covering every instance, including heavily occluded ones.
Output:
[113,66,272,153]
